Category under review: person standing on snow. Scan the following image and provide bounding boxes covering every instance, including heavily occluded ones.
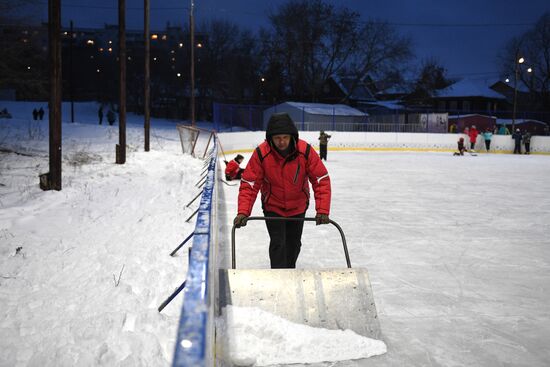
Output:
[224,154,245,180]
[482,128,493,152]
[512,128,522,154]
[233,112,331,269]
[318,130,331,161]
[98,106,104,125]
[468,125,479,150]
[522,130,532,154]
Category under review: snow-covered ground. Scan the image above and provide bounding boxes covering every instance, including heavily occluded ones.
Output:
[1,102,204,366]
[2,101,550,366]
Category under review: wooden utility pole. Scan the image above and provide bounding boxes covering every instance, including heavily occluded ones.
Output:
[69,20,74,123]
[144,0,150,151]
[190,0,195,126]
[116,0,127,164]
[40,0,62,191]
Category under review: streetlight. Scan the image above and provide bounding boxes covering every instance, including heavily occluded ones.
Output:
[512,56,525,132]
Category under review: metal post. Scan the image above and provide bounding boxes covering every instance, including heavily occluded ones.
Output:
[158,280,187,312]
[170,232,194,256]
[512,61,518,132]
[69,20,74,123]
[190,0,195,126]
[185,208,199,223]
[116,0,127,164]
[144,0,150,151]
[40,0,62,191]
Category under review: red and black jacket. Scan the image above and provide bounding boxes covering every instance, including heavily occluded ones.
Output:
[237,139,331,217]
[225,159,241,180]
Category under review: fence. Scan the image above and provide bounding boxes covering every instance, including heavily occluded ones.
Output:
[295,121,424,132]
[213,102,268,131]
[172,141,218,367]
[213,102,550,134]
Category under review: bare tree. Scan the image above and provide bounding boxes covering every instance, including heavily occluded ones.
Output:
[342,20,413,102]
[407,58,453,106]
[267,0,359,101]
[197,19,261,103]
[500,12,550,115]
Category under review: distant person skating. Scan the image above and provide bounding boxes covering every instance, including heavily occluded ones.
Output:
[512,128,522,154]
[453,137,466,156]
[98,106,104,125]
[38,107,44,120]
[482,128,493,152]
[318,130,331,161]
[522,130,531,154]
[225,154,245,181]
[32,108,38,120]
[468,125,479,150]
[107,110,116,125]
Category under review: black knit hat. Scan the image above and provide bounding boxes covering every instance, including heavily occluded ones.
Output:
[266,113,299,141]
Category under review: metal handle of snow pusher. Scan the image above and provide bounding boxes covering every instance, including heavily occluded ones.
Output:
[231,217,351,269]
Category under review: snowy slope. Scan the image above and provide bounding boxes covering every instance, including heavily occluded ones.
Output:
[1,102,203,366]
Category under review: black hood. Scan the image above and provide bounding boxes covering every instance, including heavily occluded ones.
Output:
[266,113,299,141]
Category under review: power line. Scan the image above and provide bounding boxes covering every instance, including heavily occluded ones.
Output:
[447,71,501,78]
[49,3,540,28]
[380,22,534,28]
[30,2,189,11]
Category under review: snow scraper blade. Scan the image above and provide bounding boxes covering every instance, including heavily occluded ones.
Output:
[222,217,382,338]
[219,268,381,339]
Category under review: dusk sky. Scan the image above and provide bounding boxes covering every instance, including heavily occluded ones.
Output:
[22,0,550,80]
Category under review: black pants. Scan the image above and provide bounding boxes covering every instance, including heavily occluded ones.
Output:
[320,144,328,160]
[514,143,521,154]
[225,168,244,181]
[485,140,491,151]
[525,143,530,154]
[264,211,305,269]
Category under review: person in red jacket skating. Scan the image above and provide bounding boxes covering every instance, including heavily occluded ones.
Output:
[468,125,479,150]
[224,154,245,180]
[233,112,332,268]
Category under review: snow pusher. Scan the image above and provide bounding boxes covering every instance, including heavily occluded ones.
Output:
[219,217,382,339]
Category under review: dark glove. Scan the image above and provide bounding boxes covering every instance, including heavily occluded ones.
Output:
[234,214,248,228]
[315,213,330,225]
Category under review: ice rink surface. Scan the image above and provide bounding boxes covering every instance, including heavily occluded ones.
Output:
[219,151,550,366]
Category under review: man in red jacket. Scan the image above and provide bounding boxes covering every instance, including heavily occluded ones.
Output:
[225,154,245,180]
[233,113,331,268]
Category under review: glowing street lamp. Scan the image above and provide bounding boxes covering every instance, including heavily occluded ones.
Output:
[512,56,525,132]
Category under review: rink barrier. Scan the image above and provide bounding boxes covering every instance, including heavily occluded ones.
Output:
[218,131,550,155]
[172,140,218,367]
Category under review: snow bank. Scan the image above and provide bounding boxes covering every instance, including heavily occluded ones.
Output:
[216,306,386,366]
